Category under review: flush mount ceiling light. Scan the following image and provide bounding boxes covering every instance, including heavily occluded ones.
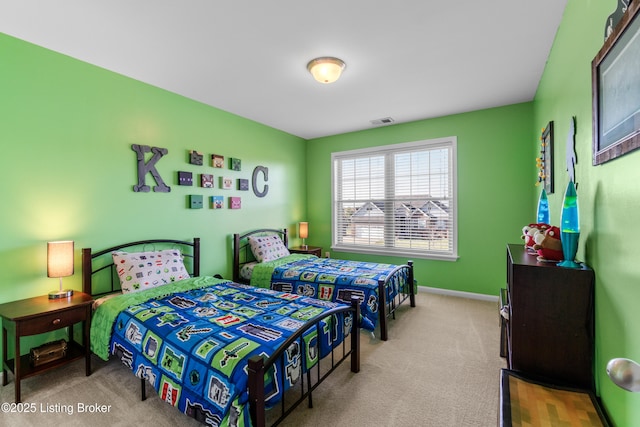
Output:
[307,57,346,84]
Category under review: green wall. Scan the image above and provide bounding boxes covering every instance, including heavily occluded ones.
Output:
[0,34,307,351]
[306,102,535,296]
[534,1,640,425]
[4,2,639,423]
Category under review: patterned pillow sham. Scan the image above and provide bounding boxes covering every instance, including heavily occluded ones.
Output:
[112,249,190,293]
[248,234,290,262]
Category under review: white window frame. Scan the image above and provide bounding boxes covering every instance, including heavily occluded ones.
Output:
[331,137,458,261]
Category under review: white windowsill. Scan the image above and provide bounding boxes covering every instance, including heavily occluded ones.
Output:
[331,245,458,261]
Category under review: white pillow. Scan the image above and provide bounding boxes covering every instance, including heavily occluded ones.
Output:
[112,249,190,294]
[248,235,290,262]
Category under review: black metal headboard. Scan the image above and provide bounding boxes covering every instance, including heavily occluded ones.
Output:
[232,229,288,283]
[82,238,200,297]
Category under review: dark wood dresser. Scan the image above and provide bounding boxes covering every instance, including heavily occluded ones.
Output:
[502,244,595,389]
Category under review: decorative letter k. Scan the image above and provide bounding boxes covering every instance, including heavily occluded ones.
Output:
[132,144,171,193]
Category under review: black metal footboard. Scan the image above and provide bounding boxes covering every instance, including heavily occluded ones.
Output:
[247,297,361,427]
[377,260,415,341]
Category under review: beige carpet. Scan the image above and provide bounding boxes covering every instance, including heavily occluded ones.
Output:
[0,291,505,427]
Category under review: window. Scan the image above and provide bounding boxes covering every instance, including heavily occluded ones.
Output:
[332,137,457,260]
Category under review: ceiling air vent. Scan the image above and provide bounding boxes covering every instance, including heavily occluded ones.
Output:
[370,117,395,126]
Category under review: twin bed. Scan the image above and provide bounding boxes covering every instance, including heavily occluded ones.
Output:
[82,237,360,427]
[233,228,416,341]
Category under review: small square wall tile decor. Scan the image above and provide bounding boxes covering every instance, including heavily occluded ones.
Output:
[211,196,224,209]
[229,196,241,209]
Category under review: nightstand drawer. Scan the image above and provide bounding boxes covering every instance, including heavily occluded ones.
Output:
[19,307,87,336]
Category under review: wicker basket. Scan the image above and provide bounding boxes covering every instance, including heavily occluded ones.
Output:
[30,339,68,367]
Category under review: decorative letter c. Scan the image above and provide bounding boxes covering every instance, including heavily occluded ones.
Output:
[252,166,269,198]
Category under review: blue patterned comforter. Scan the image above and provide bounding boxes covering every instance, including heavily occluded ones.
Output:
[92,276,352,426]
[253,257,409,331]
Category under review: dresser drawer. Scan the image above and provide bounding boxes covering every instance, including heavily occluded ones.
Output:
[18,307,87,336]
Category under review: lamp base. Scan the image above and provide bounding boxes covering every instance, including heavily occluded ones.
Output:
[48,289,74,299]
[557,260,582,269]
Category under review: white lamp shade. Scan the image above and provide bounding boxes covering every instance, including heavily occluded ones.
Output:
[47,241,74,278]
[307,57,345,84]
[299,222,309,239]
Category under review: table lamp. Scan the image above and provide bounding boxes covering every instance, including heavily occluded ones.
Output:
[558,181,581,268]
[537,188,549,224]
[299,222,308,249]
[47,240,74,299]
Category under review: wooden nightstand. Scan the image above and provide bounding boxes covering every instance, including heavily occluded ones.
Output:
[289,246,322,257]
[0,292,93,402]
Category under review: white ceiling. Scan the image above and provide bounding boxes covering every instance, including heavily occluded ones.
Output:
[0,0,567,140]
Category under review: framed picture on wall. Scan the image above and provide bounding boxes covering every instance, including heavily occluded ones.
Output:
[541,121,554,194]
[592,1,640,165]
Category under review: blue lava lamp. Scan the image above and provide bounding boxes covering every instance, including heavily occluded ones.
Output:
[558,180,581,268]
[537,188,549,224]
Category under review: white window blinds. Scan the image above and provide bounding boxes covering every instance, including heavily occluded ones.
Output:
[332,137,457,260]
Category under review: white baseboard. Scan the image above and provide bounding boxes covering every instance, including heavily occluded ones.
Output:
[419,286,499,302]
